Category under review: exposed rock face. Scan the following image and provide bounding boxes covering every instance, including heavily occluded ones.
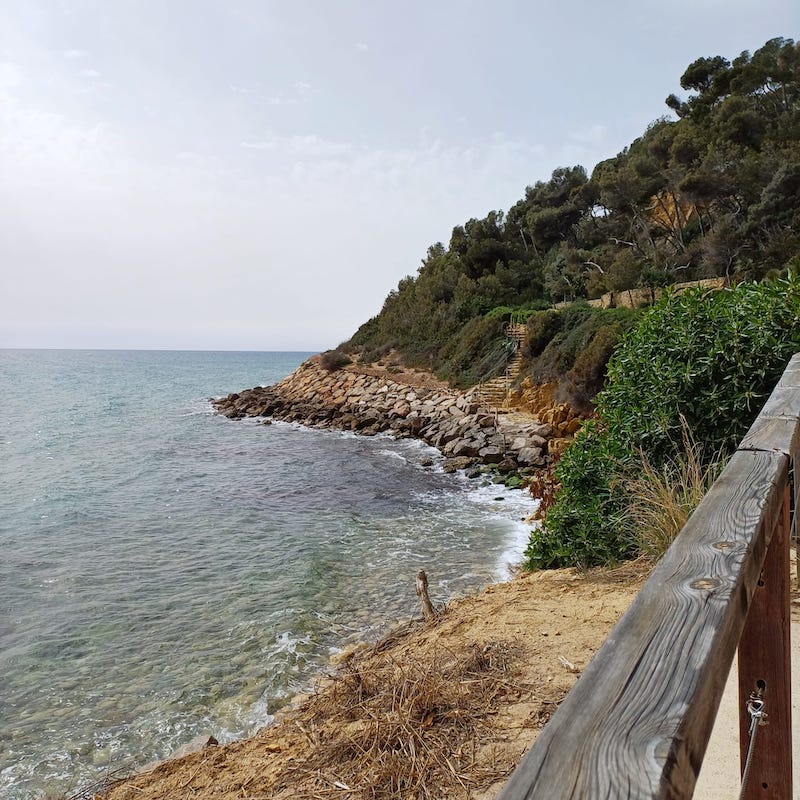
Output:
[213,359,581,473]
[506,379,583,438]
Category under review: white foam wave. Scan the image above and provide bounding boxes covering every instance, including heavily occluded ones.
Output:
[462,482,538,580]
[377,449,406,461]
[180,398,218,417]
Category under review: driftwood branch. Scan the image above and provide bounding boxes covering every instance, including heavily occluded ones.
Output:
[416,570,436,622]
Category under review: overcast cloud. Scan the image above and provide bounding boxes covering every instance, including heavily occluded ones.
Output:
[1,1,798,350]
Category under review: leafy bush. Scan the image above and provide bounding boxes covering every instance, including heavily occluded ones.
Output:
[520,306,642,410]
[319,349,353,371]
[600,276,800,456]
[525,420,634,569]
[484,305,516,321]
[437,316,507,387]
[563,323,626,408]
[525,275,800,569]
[523,310,562,358]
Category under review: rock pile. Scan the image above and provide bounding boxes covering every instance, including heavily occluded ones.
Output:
[213,359,578,474]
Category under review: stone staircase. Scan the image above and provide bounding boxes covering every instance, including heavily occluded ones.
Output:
[474,323,527,409]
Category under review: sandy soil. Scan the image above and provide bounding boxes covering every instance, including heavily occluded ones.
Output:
[93,557,800,800]
[97,567,643,800]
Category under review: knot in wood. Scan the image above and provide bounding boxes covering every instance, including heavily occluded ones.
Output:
[690,578,721,591]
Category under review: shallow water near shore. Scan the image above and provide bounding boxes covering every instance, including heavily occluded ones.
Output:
[0,350,535,799]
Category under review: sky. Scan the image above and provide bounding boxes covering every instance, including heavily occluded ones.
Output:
[1,1,798,351]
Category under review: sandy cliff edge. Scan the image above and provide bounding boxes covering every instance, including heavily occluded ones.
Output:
[96,567,643,800]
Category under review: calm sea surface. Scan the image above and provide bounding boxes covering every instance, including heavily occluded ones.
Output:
[0,350,535,798]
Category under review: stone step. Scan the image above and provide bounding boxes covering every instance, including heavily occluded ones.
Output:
[476,323,528,409]
[477,384,508,393]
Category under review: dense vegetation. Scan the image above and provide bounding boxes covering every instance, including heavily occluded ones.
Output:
[524,275,800,569]
[518,304,643,411]
[340,37,800,569]
[346,37,800,394]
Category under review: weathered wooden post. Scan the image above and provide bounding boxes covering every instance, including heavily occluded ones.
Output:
[416,569,436,622]
[737,486,792,798]
[738,353,799,797]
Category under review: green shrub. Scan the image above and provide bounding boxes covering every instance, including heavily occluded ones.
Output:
[360,342,395,365]
[524,310,563,358]
[484,305,516,321]
[525,274,800,569]
[563,323,625,409]
[600,276,800,457]
[437,316,507,387]
[509,304,550,325]
[525,420,634,569]
[521,306,642,409]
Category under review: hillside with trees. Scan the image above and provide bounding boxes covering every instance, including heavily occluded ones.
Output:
[344,37,800,400]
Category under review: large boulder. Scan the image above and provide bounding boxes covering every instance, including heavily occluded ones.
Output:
[442,456,477,473]
[478,445,505,463]
[517,447,546,467]
[451,439,481,458]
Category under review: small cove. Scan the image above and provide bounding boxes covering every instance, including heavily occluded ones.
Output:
[0,350,534,798]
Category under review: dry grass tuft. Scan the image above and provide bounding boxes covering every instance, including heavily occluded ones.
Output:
[623,423,725,563]
[280,642,521,799]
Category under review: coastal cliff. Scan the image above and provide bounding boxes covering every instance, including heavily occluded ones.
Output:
[213,357,583,475]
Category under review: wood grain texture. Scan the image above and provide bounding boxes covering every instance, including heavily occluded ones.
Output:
[496,450,788,800]
[739,352,800,552]
[739,416,800,461]
[776,354,800,388]
[740,355,800,462]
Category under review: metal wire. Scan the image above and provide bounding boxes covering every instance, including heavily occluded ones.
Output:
[739,693,767,800]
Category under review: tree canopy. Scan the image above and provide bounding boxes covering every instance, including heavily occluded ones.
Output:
[345,37,800,386]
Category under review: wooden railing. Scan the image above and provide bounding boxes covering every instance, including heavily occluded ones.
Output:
[498,353,799,799]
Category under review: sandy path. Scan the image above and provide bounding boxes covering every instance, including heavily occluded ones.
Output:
[695,620,800,799]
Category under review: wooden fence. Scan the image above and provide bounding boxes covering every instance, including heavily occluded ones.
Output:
[498,353,799,799]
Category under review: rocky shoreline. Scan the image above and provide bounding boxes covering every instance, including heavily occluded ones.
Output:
[71,359,591,799]
[213,357,582,477]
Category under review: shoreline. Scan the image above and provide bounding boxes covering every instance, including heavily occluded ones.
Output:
[94,565,645,800]
[67,358,586,799]
[213,356,583,482]
[57,393,545,799]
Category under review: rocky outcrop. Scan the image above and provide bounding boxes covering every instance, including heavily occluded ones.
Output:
[213,359,578,473]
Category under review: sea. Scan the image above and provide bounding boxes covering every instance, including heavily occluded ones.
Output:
[0,349,537,799]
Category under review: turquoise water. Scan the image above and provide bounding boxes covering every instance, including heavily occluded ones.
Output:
[0,350,534,798]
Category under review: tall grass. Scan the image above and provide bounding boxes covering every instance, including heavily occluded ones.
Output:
[622,424,725,563]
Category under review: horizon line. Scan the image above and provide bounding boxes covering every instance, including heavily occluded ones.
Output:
[0,346,324,353]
